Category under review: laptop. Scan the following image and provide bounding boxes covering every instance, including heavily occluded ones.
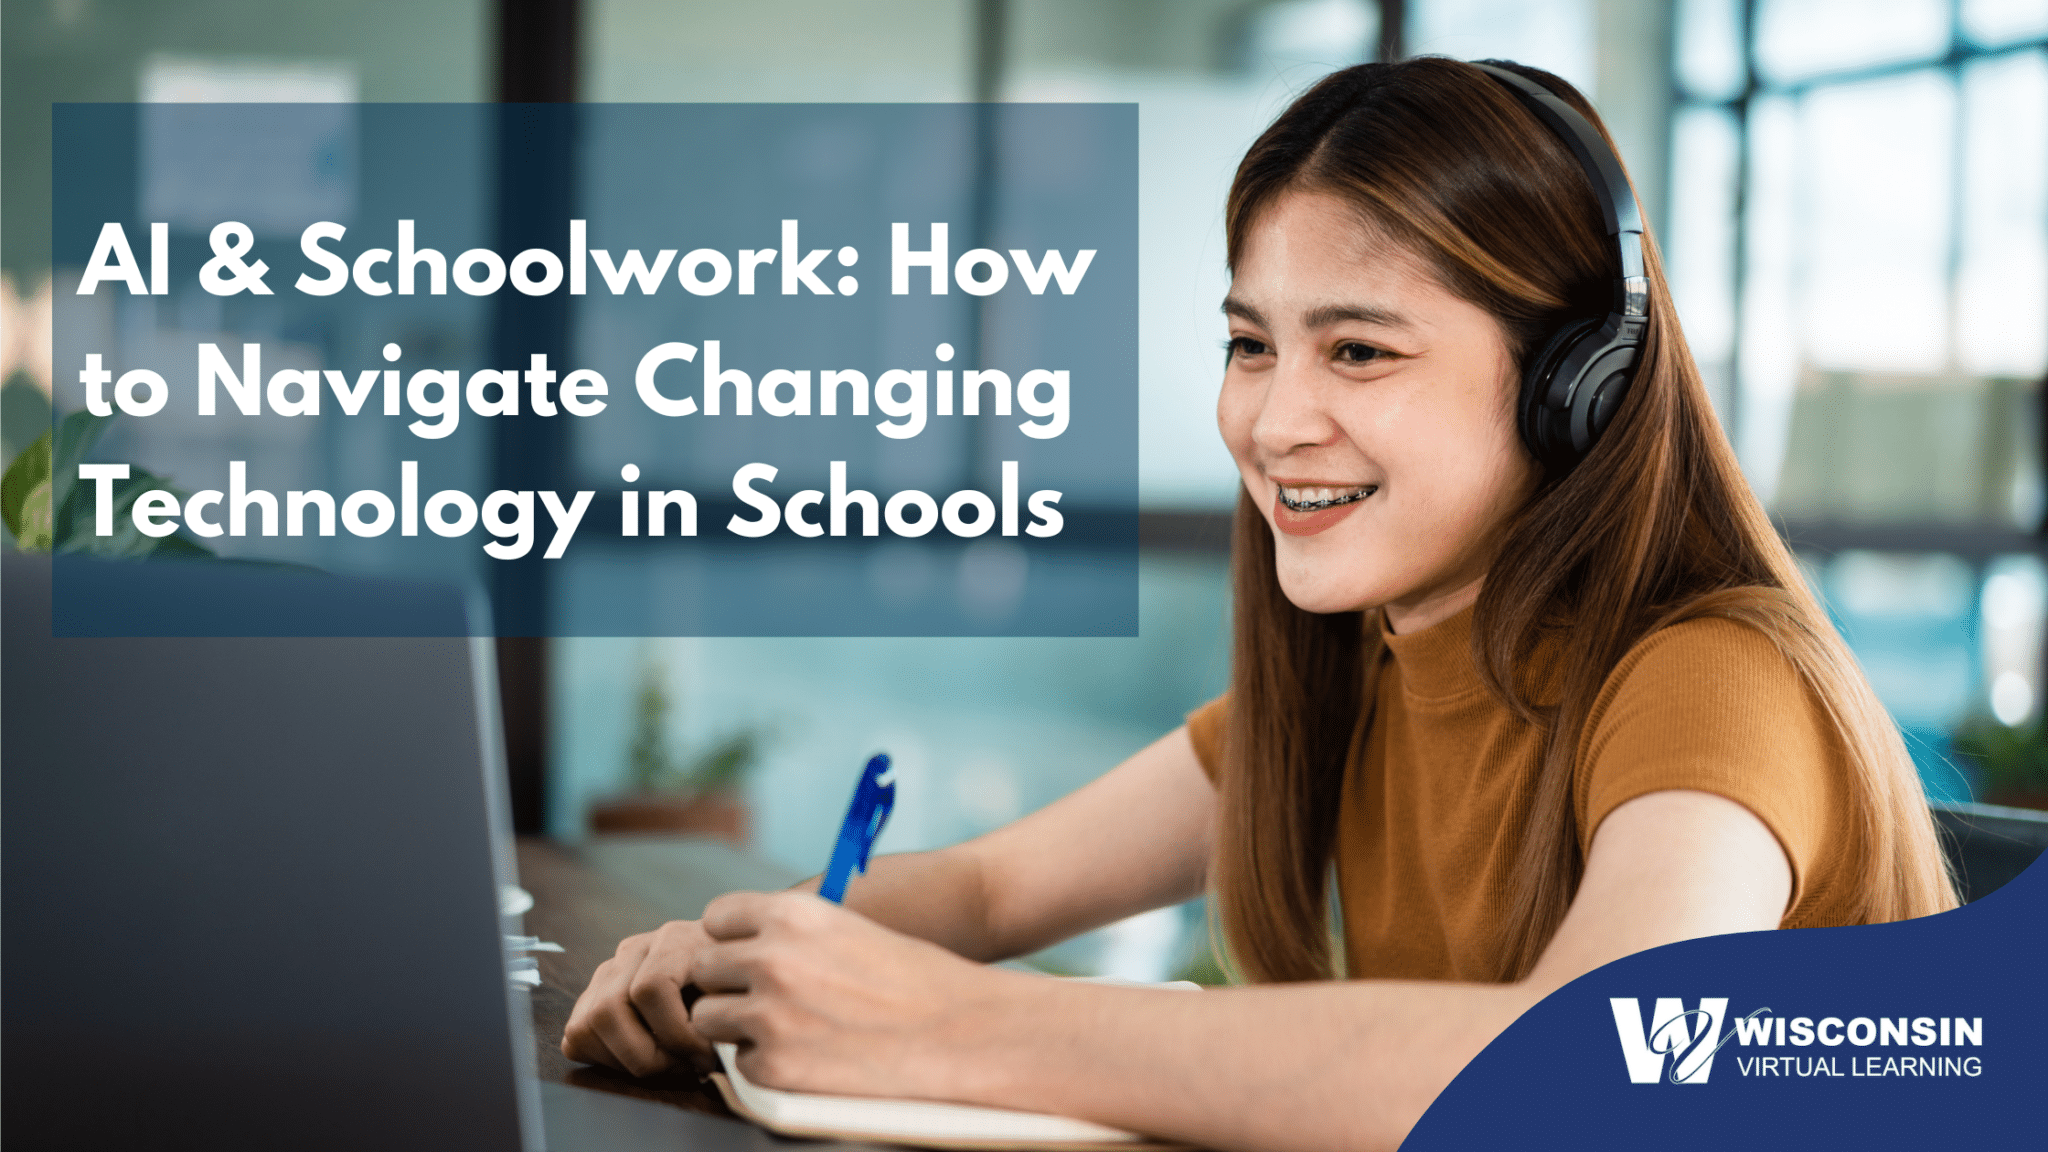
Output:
[1,555,797,1150]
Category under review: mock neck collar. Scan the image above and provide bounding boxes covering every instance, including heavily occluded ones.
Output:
[1378,602,1482,700]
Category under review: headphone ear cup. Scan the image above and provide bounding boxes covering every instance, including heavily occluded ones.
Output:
[1518,317,1602,469]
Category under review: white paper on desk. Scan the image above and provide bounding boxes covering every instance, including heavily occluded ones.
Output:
[715,1043,1151,1145]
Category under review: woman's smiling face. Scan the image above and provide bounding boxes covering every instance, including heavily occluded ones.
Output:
[1217,190,1542,632]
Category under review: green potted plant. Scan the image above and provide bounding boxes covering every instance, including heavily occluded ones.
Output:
[587,655,762,842]
[3,406,213,558]
[1950,713,2048,810]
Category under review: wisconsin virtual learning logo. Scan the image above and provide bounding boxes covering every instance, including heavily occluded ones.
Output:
[1609,999,1984,1084]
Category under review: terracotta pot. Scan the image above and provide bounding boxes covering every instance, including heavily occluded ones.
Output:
[1980,788,2048,812]
[588,790,750,844]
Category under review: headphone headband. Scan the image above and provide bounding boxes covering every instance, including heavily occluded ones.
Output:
[1468,63,1647,319]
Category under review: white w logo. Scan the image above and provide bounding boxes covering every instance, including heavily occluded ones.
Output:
[1610,998,1731,1084]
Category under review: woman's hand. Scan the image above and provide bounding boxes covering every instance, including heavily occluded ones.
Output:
[561,918,717,1077]
[558,725,1210,1092]
[688,889,1015,1101]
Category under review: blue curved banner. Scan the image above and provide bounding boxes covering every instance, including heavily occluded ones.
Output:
[1409,850,2046,1148]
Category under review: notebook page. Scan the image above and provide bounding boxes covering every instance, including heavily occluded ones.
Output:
[715,1043,1151,1144]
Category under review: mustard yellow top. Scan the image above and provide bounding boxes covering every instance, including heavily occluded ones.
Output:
[1186,604,1856,982]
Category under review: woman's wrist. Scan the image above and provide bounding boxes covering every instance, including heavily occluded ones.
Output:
[915,962,1071,1106]
[833,847,1003,961]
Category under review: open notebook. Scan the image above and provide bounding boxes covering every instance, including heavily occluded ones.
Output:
[708,979,1199,1151]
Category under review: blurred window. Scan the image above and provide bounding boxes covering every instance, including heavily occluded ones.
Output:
[1799,72,1953,375]
[1237,0,1378,76]
[1667,3,2048,782]
[1676,0,1745,101]
[1754,0,1950,85]
[1964,0,2048,46]
[1665,104,1740,413]
[583,0,973,101]
[1959,50,2048,377]
[1406,0,1594,94]
[1670,2,2046,511]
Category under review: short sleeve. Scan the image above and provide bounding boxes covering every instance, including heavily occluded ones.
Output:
[1184,695,1228,785]
[1574,618,1848,915]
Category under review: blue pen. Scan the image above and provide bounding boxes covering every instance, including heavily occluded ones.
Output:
[818,753,896,904]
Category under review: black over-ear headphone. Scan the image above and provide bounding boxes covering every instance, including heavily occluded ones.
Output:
[1469,63,1649,473]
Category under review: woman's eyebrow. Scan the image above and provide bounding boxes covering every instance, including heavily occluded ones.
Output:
[1220,296,1267,327]
[1219,297,1414,333]
[1300,302,1414,332]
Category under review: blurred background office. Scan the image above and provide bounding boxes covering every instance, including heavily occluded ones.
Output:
[4,0,2045,980]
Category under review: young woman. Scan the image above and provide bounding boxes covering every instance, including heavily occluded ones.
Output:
[563,58,1958,1150]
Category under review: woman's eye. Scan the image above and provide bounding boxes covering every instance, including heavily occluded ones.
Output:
[1225,335,1271,362]
[1335,341,1388,364]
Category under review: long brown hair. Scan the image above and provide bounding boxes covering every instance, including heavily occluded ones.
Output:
[1211,58,1959,985]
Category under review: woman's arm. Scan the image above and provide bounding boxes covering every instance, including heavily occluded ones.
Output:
[688,787,1792,1152]
[847,724,1216,961]
[562,725,1216,1073]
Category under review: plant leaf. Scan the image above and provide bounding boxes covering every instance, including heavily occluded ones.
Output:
[46,409,114,518]
[685,731,758,792]
[2,428,52,540]
[18,476,53,551]
[8,411,219,559]
[148,533,215,558]
[51,464,215,559]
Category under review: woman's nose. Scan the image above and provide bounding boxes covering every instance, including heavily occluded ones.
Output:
[1249,354,1338,456]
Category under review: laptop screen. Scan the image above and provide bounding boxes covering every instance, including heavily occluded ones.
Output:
[3,555,538,1151]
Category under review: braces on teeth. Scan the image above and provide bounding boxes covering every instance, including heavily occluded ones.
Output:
[1278,485,1377,512]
